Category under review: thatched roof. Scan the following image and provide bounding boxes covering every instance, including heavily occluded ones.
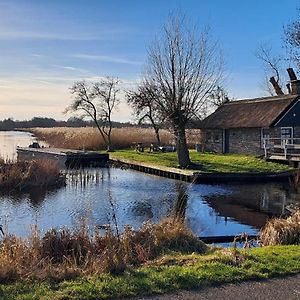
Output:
[201,94,299,129]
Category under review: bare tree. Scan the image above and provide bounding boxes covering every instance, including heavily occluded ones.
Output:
[255,43,286,95]
[127,83,163,146]
[66,77,120,151]
[142,15,224,168]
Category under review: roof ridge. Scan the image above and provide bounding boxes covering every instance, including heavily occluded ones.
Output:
[225,94,298,105]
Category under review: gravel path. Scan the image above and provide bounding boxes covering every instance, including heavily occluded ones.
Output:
[128,274,300,300]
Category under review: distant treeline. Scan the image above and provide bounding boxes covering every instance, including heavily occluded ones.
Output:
[0,117,142,131]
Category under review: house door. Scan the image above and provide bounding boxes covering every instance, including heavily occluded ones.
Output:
[223,129,230,153]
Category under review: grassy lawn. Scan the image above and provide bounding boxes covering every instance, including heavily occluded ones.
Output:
[110,150,291,173]
[1,245,300,300]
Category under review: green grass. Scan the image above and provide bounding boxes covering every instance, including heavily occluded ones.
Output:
[1,245,300,299]
[110,150,291,173]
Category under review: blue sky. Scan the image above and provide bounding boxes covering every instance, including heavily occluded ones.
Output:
[0,0,299,121]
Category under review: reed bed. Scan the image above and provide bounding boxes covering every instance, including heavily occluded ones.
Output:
[260,210,300,245]
[0,219,207,282]
[28,127,200,150]
[0,159,65,191]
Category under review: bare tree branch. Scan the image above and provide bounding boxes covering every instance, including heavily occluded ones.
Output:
[142,15,224,167]
[66,78,120,151]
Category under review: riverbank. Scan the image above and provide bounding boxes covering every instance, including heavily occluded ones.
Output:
[110,150,291,173]
[109,150,294,183]
[1,245,300,300]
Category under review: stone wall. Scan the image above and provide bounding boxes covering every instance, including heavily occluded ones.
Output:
[226,128,263,155]
[202,128,264,155]
[201,126,300,155]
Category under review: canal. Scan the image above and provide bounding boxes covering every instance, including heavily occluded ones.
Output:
[0,131,299,238]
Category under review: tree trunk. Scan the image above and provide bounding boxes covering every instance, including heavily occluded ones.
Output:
[175,126,191,168]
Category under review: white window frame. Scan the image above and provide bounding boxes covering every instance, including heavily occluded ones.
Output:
[280,127,293,145]
[261,128,270,149]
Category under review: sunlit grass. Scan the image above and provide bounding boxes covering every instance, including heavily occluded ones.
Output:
[110,150,291,173]
[1,245,300,299]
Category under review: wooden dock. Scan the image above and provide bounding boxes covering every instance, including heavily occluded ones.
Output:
[17,147,109,168]
[264,139,300,167]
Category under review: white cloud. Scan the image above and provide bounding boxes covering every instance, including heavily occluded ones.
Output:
[72,54,142,65]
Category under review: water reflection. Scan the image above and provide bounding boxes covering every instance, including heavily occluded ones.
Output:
[0,131,300,238]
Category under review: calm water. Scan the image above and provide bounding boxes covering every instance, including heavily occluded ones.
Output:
[0,131,299,237]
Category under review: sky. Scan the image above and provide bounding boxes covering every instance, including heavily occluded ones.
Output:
[0,0,299,122]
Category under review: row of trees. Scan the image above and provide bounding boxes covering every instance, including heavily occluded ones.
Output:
[68,15,225,167]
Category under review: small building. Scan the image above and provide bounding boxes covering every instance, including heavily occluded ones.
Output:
[200,70,300,156]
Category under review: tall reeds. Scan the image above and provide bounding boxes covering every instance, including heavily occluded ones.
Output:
[28,127,200,150]
[0,159,65,191]
[260,210,300,245]
[0,219,207,282]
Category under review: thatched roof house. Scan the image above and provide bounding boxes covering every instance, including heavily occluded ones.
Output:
[202,94,299,129]
[200,70,300,155]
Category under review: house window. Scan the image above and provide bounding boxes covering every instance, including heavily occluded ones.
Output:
[281,127,293,145]
[261,128,270,148]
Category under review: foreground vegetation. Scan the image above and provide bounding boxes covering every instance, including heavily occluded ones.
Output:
[1,209,300,299]
[1,245,300,299]
[111,150,291,173]
[0,159,65,191]
[0,219,207,283]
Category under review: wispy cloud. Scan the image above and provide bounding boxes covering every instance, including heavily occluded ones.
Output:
[0,29,126,41]
[72,54,142,65]
[54,65,89,74]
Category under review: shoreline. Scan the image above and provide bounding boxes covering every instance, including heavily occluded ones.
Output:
[110,158,296,184]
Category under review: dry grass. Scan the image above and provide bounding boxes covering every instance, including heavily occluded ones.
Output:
[28,127,201,150]
[0,219,207,282]
[260,210,300,245]
[0,159,65,191]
